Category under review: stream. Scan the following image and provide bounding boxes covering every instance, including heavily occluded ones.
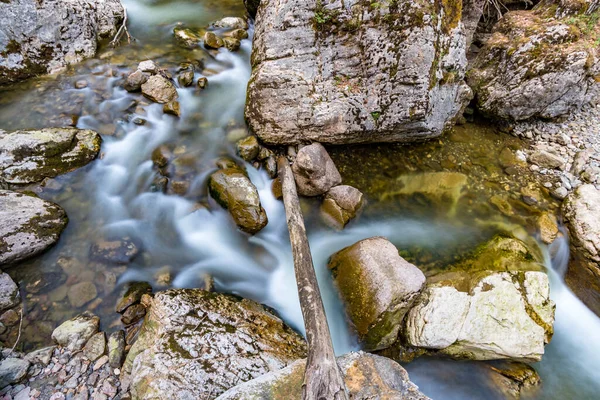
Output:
[1,0,600,398]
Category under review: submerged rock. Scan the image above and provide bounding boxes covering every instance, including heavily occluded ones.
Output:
[51,312,100,351]
[562,184,600,316]
[208,166,268,234]
[125,289,307,399]
[321,185,364,229]
[141,75,179,104]
[292,143,342,196]
[329,237,425,351]
[0,0,124,85]
[404,270,555,362]
[89,237,140,265]
[468,2,600,120]
[246,0,472,144]
[0,191,68,265]
[0,127,101,184]
[217,351,430,400]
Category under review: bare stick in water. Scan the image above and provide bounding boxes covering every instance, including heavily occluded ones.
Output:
[277,155,348,400]
[110,6,132,47]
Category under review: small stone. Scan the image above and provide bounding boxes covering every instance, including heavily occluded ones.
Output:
[292,143,342,196]
[0,309,19,326]
[223,37,241,51]
[141,75,178,104]
[177,70,194,87]
[229,29,248,40]
[213,17,248,30]
[83,332,106,362]
[52,312,99,351]
[116,282,152,313]
[529,150,566,170]
[0,358,30,387]
[68,282,97,308]
[151,145,172,169]
[197,77,208,89]
[169,180,189,195]
[236,136,260,162]
[163,101,181,117]
[551,186,569,200]
[24,346,55,366]
[321,185,364,229]
[90,238,140,265]
[0,272,19,312]
[108,331,126,368]
[138,60,158,74]
[203,32,224,49]
[14,387,31,400]
[123,70,148,92]
[93,355,109,371]
[121,304,146,326]
[74,80,88,89]
[538,213,559,244]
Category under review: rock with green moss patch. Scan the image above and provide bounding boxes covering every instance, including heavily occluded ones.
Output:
[0,190,68,265]
[208,166,268,234]
[0,0,124,85]
[124,289,307,399]
[468,2,600,121]
[216,351,430,400]
[0,127,101,184]
[329,237,426,351]
[404,270,555,362]
[247,0,475,144]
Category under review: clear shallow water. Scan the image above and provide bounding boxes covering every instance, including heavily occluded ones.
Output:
[1,0,600,398]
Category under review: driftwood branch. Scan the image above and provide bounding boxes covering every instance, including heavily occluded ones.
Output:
[110,6,132,47]
[277,156,348,400]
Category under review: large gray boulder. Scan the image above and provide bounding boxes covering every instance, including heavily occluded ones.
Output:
[328,237,425,351]
[468,2,600,120]
[217,352,430,400]
[0,0,124,85]
[404,270,555,362]
[246,0,472,144]
[0,190,68,265]
[125,289,307,400]
[563,184,600,316]
[0,127,101,184]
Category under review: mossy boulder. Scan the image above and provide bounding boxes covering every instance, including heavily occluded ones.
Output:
[247,0,475,144]
[208,166,268,234]
[403,270,555,362]
[0,0,124,85]
[562,184,600,316]
[0,127,101,184]
[0,190,68,265]
[125,289,307,399]
[468,1,600,120]
[216,352,430,400]
[328,237,426,351]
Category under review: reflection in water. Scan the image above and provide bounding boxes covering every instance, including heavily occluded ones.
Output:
[0,0,599,398]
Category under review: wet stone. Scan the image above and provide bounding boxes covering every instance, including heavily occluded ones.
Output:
[107,331,126,368]
[163,101,181,117]
[292,143,342,196]
[68,282,97,308]
[321,185,364,229]
[197,77,208,89]
[123,70,148,92]
[137,60,158,74]
[0,272,19,311]
[213,17,248,30]
[223,37,241,51]
[52,313,99,351]
[0,309,20,326]
[203,32,224,49]
[236,136,260,162]
[141,75,178,104]
[115,282,152,313]
[83,332,106,362]
[121,304,146,326]
[177,70,194,87]
[90,238,140,265]
[75,80,88,89]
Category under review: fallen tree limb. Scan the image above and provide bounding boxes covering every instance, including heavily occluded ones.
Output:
[110,6,132,47]
[277,156,348,400]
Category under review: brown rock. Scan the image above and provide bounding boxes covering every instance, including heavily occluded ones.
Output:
[197,77,208,89]
[123,70,148,92]
[163,101,181,117]
[141,75,178,104]
[292,143,342,196]
[538,212,559,245]
[321,185,364,229]
[236,136,260,162]
[203,32,224,49]
[177,70,194,87]
[121,304,146,326]
[68,282,97,308]
[223,37,241,51]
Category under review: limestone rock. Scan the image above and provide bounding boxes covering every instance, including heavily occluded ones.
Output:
[529,149,566,170]
[0,191,68,265]
[563,184,600,316]
[124,70,149,92]
[0,127,101,184]
[83,332,106,362]
[208,167,268,234]
[138,60,158,74]
[0,358,30,388]
[236,136,260,162]
[292,143,341,196]
[246,0,472,144]
[141,75,179,104]
[538,212,559,245]
[108,330,126,368]
[51,312,100,351]
[329,237,426,351]
[24,346,55,366]
[163,101,181,117]
[468,3,600,120]
[224,37,241,51]
[0,272,19,311]
[213,17,248,30]
[125,289,307,399]
[0,0,124,85]
[204,32,224,49]
[404,271,555,362]
[217,352,429,400]
[321,185,364,229]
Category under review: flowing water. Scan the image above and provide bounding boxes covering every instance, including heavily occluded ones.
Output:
[2,0,600,398]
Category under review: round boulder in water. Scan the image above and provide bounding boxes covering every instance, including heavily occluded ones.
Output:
[0,191,68,265]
